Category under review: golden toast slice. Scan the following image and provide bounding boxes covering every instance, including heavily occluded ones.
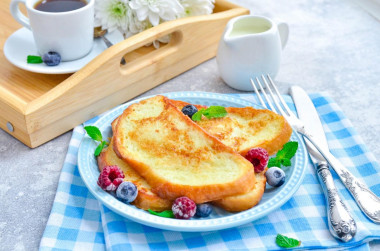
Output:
[212,170,267,212]
[98,139,267,212]
[113,95,256,204]
[98,140,172,211]
[99,138,267,212]
[170,100,292,156]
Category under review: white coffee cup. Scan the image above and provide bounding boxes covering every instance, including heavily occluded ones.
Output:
[10,0,94,61]
[216,15,289,91]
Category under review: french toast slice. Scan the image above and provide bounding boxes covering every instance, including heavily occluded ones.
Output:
[98,140,172,211]
[98,140,267,212]
[113,95,256,204]
[170,100,292,156]
[212,170,267,212]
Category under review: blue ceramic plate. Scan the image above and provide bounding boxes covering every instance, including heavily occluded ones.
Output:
[78,92,307,232]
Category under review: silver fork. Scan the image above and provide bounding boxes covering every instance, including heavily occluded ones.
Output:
[251,74,380,224]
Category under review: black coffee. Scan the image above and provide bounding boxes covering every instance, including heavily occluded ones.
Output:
[34,0,87,13]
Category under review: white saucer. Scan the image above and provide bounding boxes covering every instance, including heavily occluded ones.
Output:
[3,28,107,74]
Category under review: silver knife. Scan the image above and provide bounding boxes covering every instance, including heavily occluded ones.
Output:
[290,86,356,242]
[290,86,380,224]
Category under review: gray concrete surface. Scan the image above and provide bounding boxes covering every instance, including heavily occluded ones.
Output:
[1,0,379,250]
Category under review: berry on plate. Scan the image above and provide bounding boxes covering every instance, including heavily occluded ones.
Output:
[245,147,269,172]
[116,181,138,203]
[181,105,198,118]
[265,167,286,187]
[172,197,196,219]
[195,203,213,218]
[42,51,61,66]
[97,165,125,192]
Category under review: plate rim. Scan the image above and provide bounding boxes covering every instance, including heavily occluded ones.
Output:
[78,91,308,232]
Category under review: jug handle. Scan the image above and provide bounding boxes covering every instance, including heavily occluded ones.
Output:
[275,20,289,49]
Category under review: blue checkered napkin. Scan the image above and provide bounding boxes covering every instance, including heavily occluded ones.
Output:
[39,127,105,251]
[40,93,380,251]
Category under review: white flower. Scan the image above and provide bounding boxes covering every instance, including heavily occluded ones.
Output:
[129,0,184,26]
[179,0,214,17]
[151,34,171,48]
[94,0,134,34]
[129,17,151,35]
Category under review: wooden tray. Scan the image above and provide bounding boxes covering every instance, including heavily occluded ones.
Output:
[0,0,249,148]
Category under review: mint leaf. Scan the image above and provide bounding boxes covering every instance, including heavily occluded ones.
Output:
[148,209,175,218]
[281,159,292,167]
[282,141,298,159]
[203,106,227,119]
[84,126,103,142]
[191,106,227,121]
[27,55,43,64]
[268,141,298,168]
[94,141,106,157]
[268,158,280,168]
[192,108,206,121]
[276,234,301,248]
[276,141,298,160]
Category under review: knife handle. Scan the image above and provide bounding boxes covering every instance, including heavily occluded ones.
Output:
[316,162,356,242]
[303,131,380,224]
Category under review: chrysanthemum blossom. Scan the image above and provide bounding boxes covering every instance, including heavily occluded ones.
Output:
[179,0,214,17]
[129,0,184,26]
[94,0,134,33]
[130,18,151,35]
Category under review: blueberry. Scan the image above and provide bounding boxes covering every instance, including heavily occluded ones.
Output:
[181,105,198,118]
[42,51,61,66]
[195,203,213,217]
[116,181,138,203]
[265,167,285,187]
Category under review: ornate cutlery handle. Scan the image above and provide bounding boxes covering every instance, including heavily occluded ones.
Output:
[317,162,356,242]
[303,131,380,224]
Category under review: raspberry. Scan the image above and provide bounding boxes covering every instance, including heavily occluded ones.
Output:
[172,197,196,219]
[245,147,269,172]
[97,165,125,192]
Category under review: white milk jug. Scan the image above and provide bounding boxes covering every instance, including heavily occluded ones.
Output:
[216,15,289,91]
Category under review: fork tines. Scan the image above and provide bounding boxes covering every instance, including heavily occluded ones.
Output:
[250,75,292,117]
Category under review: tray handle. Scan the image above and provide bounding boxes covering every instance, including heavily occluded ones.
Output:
[99,10,244,76]
[119,30,183,76]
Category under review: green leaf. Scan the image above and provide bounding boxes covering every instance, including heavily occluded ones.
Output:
[84,126,103,142]
[192,108,206,121]
[27,55,43,64]
[281,158,292,167]
[282,141,298,159]
[276,234,301,248]
[148,209,175,218]
[268,141,298,168]
[191,106,227,121]
[268,158,280,168]
[94,141,106,157]
[275,148,287,160]
[203,106,227,119]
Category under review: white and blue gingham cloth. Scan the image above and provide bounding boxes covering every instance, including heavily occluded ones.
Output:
[39,93,380,250]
